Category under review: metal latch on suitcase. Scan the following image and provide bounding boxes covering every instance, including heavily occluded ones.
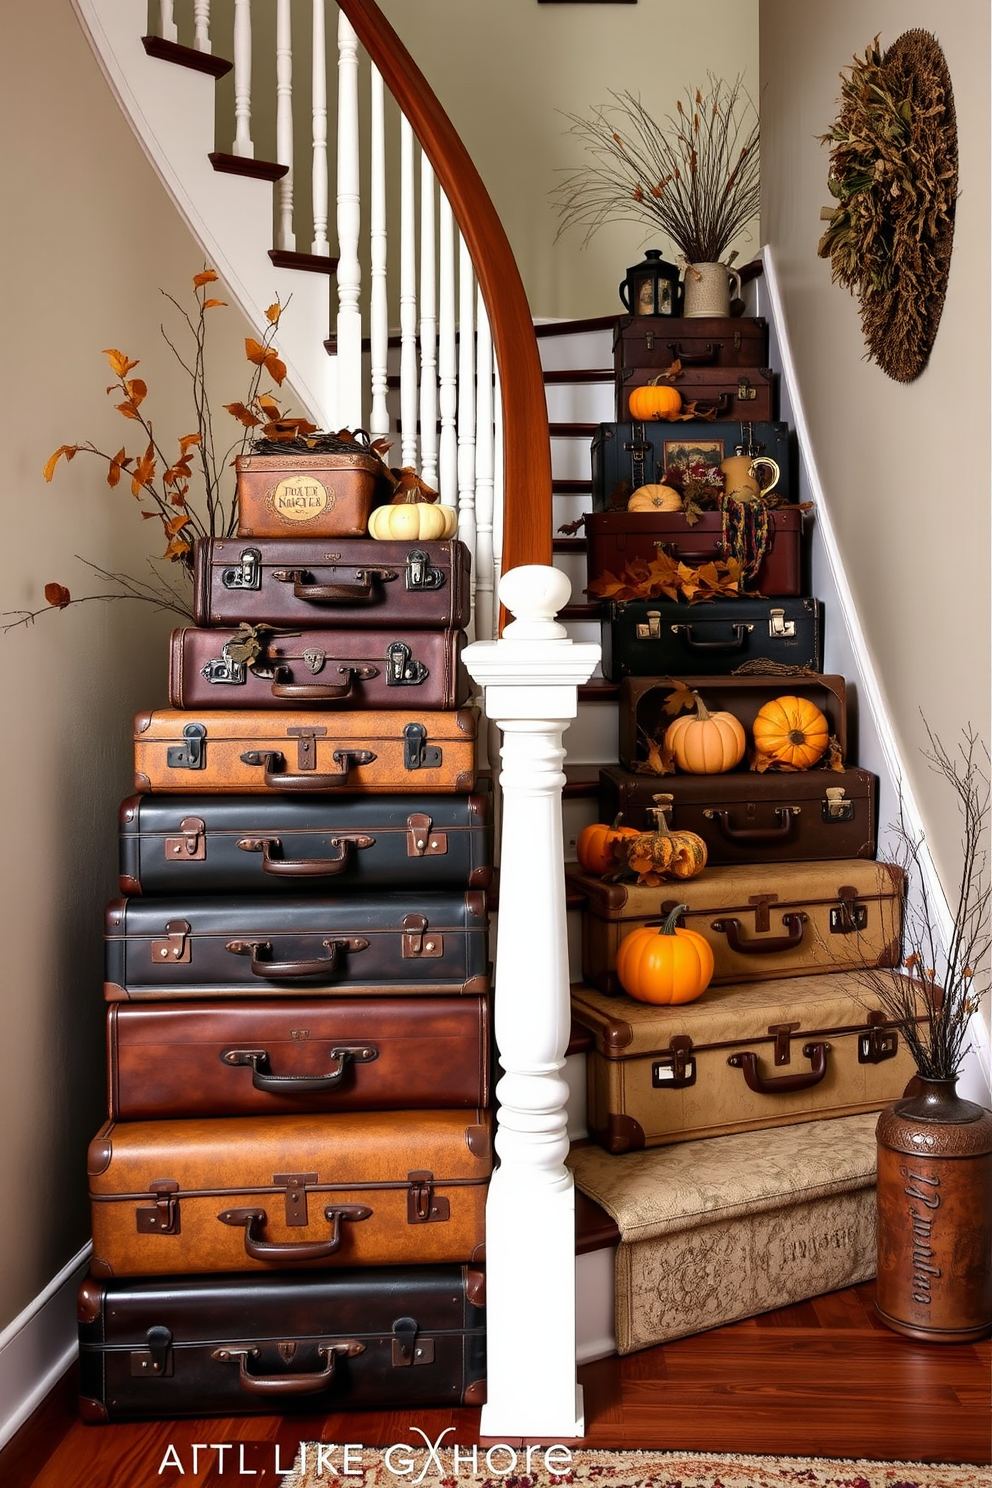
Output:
[150,920,191,964]
[165,817,206,861]
[136,1180,181,1236]
[405,549,444,590]
[768,608,796,638]
[403,722,442,770]
[407,1171,450,1224]
[651,1036,696,1089]
[131,1325,173,1378]
[221,547,262,590]
[167,722,206,770]
[822,788,855,822]
[386,640,428,686]
[406,814,448,857]
[830,887,868,933]
[392,1317,435,1367]
[859,1015,899,1064]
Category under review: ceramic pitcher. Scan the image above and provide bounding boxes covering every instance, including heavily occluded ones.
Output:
[719,454,781,502]
[682,262,742,318]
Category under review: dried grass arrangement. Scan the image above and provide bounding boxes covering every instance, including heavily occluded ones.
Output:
[552,76,759,265]
[817,30,957,383]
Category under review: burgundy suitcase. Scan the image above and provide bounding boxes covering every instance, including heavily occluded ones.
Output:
[118,789,492,895]
[585,507,806,597]
[104,891,489,1001]
[613,315,769,374]
[617,366,775,422]
[87,1108,491,1276]
[168,626,470,711]
[597,764,878,864]
[193,537,471,629]
[618,673,850,774]
[107,995,490,1118]
[78,1265,486,1421]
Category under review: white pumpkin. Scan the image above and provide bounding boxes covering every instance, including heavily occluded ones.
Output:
[368,502,458,541]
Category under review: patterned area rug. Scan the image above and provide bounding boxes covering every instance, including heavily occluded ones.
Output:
[279,1444,985,1488]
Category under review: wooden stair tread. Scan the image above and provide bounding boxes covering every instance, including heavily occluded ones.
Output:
[550,422,600,438]
[543,368,614,384]
[575,1186,621,1254]
[552,478,592,493]
[209,152,288,181]
[269,248,339,275]
[535,314,621,339]
[560,601,603,621]
[579,678,620,701]
[563,765,600,798]
[553,536,588,554]
[142,35,232,78]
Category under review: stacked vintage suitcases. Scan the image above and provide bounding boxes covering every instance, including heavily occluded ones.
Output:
[567,309,917,1353]
[78,439,492,1419]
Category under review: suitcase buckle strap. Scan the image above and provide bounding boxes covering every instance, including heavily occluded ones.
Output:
[385,640,428,686]
[401,913,443,958]
[831,887,868,934]
[136,1180,181,1236]
[403,722,442,770]
[130,1325,173,1378]
[150,920,191,965]
[767,1021,802,1066]
[165,817,206,861]
[221,547,262,590]
[822,787,855,822]
[405,549,444,591]
[167,722,206,770]
[391,1317,435,1367]
[651,1035,696,1090]
[406,1171,450,1225]
[406,814,448,858]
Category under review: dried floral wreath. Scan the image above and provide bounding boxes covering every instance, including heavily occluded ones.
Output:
[817,30,957,383]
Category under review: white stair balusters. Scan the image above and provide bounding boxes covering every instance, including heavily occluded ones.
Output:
[398,118,419,468]
[457,235,477,629]
[462,566,599,1438]
[334,7,362,428]
[474,293,496,641]
[158,1,178,45]
[193,2,211,54]
[232,0,253,158]
[275,0,294,251]
[437,195,458,508]
[419,155,440,490]
[311,0,330,257]
[368,65,389,442]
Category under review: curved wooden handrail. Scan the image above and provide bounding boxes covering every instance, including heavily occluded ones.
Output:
[335,0,552,580]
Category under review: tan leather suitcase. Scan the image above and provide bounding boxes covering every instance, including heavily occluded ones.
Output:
[235,450,385,538]
[88,1108,491,1277]
[571,973,919,1152]
[133,707,478,794]
[568,858,904,992]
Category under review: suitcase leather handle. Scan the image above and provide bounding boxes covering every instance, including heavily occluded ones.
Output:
[703,807,797,843]
[236,834,375,877]
[211,1340,366,1396]
[655,543,725,563]
[225,936,370,978]
[269,665,379,701]
[670,623,748,652]
[666,341,719,364]
[727,1041,829,1094]
[239,749,376,789]
[271,568,396,602]
[217,1204,372,1261]
[710,911,807,954]
[220,1042,379,1092]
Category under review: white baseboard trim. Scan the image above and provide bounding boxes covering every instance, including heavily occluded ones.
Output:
[0,1244,90,1451]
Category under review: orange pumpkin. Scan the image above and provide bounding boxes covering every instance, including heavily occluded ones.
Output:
[664,693,746,774]
[627,384,682,421]
[576,815,640,877]
[752,695,830,770]
[615,903,715,1005]
[627,483,683,512]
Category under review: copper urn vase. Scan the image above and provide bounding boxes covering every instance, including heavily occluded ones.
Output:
[875,1077,992,1343]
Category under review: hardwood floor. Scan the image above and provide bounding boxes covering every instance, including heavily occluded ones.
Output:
[5,1283,988,1488]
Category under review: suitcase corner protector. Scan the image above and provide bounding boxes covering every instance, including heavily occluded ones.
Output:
[77,1396,110,1425]
[134,773,151,793]
[463,1377,487,1406]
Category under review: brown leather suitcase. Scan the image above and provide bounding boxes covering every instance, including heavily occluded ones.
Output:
[585,507,805,597]
[235,450,385,538]
[168,626,470,711]
[568,858,904,993]
[192,537,471,629]
[618,673,849,773]
[617,366,775,422]
[571,973,918,1152]
[613,315,769,374]
[118,789,493,895]
[133,707,478,795]
[597,765,878,864]
[88,1108,491,1276]
[78,1265,486,1421]
[104,891,489,1001]
[107,995,490,1119]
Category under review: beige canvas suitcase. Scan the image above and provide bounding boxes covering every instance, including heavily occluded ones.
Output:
[88,1108,490,1278]
[568,858,904,993]
[133,707,478,795]
[571,972,919,1152]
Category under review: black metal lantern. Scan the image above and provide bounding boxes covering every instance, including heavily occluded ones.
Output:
[619,249,681,316]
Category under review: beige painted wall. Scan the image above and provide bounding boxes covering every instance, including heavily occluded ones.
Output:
[758,3,990,922]
[0,0,263,1329]
[376,0,759,320]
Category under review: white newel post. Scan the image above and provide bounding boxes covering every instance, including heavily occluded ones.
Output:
[462,566,598,1440]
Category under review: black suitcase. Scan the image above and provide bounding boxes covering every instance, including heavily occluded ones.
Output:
[591,420,794,511]
[118,789,493,895]
[104,891,489,1000]
[601,598,823,681]
[193,537,471,629]
[78,1265,486,1421]
[597,764,878,864]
